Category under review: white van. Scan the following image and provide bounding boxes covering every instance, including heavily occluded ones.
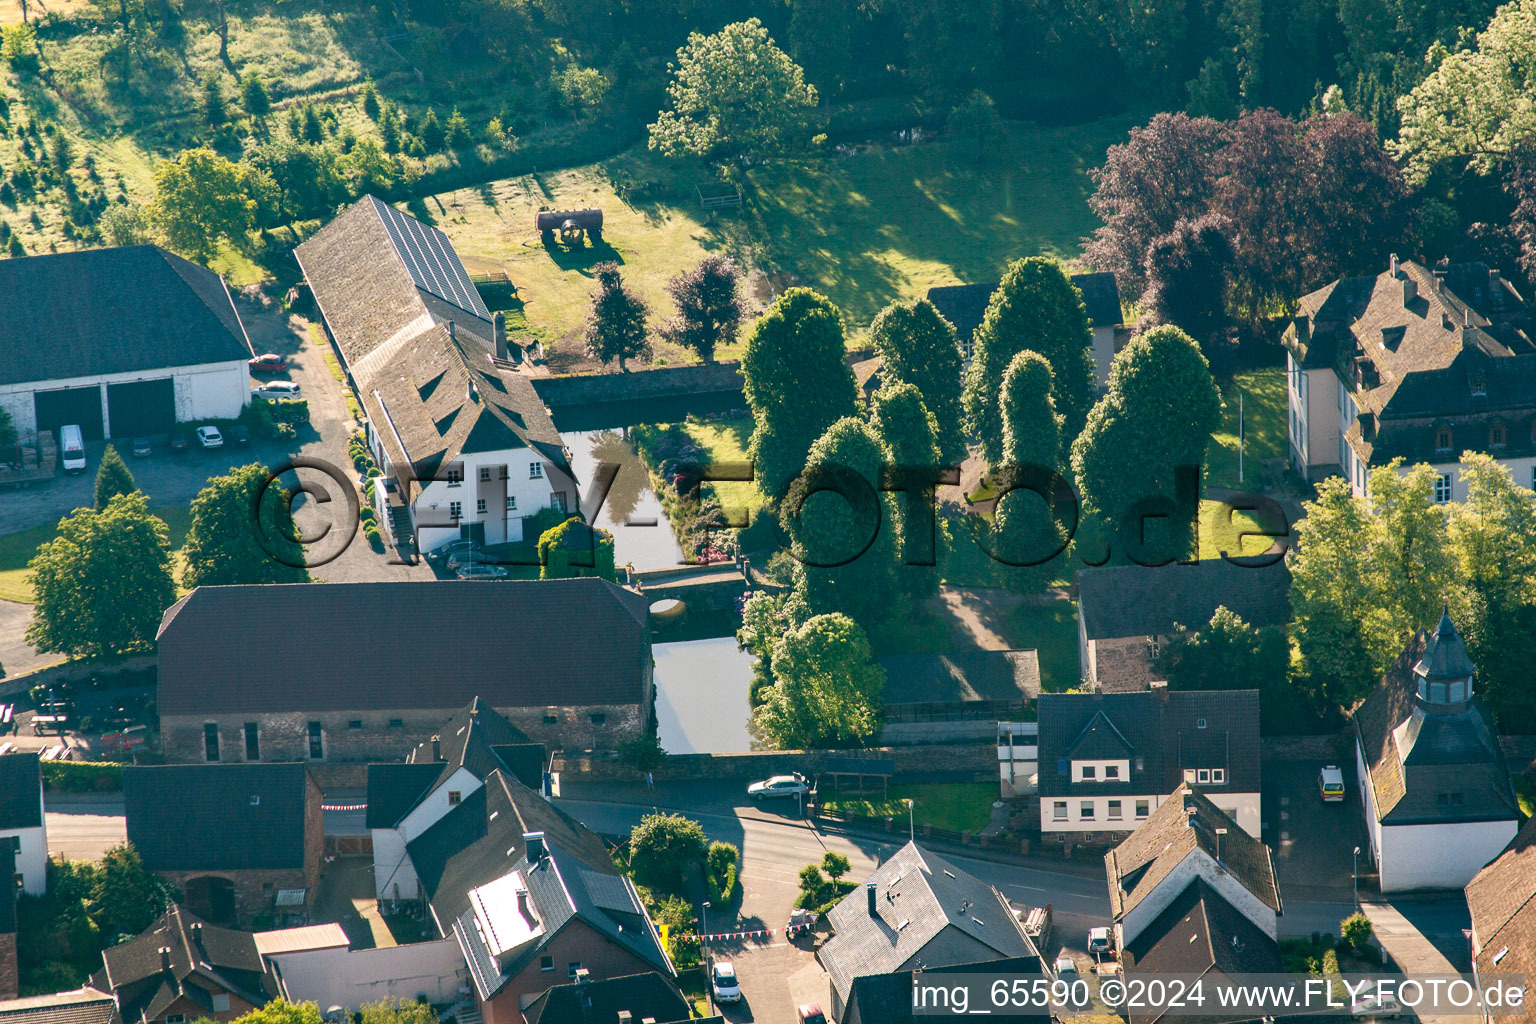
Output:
[60,424,86,473]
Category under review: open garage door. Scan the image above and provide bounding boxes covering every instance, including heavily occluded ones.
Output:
[34,385,104,441]
[106,378,175,437]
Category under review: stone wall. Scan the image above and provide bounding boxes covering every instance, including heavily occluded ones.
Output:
[1090,636,1158,691]
[158,867,309,926]
[0,932,16,1000]
[161,701,644,764]
[554,742,994,782]
[0,654,155,700]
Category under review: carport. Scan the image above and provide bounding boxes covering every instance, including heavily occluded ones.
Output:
[34,385,104,440]
[106,377,175,437]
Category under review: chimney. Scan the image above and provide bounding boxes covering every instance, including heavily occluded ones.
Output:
[493,312,508,361]
[1389,253,1398,277]
[448,320,457,342]
[524,831,546,863]
[431,735,442,762]
[574,967,590,985]
[1402,277,1417,306]
[866,881,878,916]
[1150,680,1168,700]
[159,946,171,971]
[515,886,532,922]
[189,922,203,951]
[1464,308,1473,328]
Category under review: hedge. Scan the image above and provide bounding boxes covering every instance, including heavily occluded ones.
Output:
[42,760,123,792]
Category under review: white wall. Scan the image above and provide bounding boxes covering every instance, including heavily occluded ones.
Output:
[2,823,48,895]
[413,450,563,550]
[1375,456,1536,503]
[371,828,420,902]
[1091,326,1115,390]
[1378,819,1517,893]
[1042,792,1260,838]
[0,360,249,437]
[1116,850,1278,950]
[270,939,467,1009]
[1072,759,1131,784]
[1303,368,1337,472]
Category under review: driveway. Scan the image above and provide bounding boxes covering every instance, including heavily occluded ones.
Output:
[1262,758,1371,903]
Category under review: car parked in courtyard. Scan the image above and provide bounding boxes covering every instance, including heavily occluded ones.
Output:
[1320,765,1346,802]
[252,380,302,400]
[195,425,223,449]
[249,353,287,373]
[130,437,153,457]
[456,563,509,580]
[169,430,190,452]
[710,961,741,1004]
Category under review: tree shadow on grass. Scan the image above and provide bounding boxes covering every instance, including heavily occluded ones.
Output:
[541,234,625,273]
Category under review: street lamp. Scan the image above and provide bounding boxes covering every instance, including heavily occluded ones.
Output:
[1353,847,1361,906]
[906,798,915,842]
[702,899,712,1013]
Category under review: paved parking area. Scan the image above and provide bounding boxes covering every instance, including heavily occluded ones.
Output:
[707,939,823,1024]
[1262,758,1371,902]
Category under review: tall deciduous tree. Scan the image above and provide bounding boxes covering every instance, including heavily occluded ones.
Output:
[648,18,818,161]
[151,148,265,262]
[93,443,136,509]
[754,613,884,749]
[870,382,940,598]
[742,288,858,501]
[92,844,174,939]
[947,90,1001,161]
[1070,325,1221,564]
[964,257,1096,463]
[989,350,1067,590]
[26,493,176,659]
[781,417,901,629]
[628,812,707,890]
[1155,606,1309,729]
[658,255,745,364]
[181,463,310,589]
[1142,213,1234,365]
[867,298,966,464]
[583,262,651,370]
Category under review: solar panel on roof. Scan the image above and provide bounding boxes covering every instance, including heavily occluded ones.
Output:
[581,869,639,915]
[374,200,492,319]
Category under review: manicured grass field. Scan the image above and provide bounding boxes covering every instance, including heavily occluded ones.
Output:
[817,781,998,834]
[1197,497,1286,561]
[1205,368,1288,491]
[0,506,191,605]
[1004,597,1081,692]
[680,417,762,521]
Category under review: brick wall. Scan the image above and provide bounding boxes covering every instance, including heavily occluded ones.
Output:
[0,932,16,1000]
[161,701,644,764]
[480,920,664,1024]
[303,772,325,894]
[553,742,995,782]
[1091,636,1159,691]
[157,867,308,925]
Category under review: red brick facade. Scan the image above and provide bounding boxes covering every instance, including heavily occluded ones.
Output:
[479,921,667,1024]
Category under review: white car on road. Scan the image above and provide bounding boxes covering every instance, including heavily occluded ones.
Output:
[748,773,809,801]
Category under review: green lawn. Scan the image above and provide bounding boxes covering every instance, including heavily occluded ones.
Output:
[1003,598,1081,692]
[817,782,997,834]
[1205,369,1288,491]
[1197,498,1287,561]
[0,506,191,605]
[681,418,763,523]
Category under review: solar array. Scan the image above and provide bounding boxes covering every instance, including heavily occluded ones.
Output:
[373,197,492,319]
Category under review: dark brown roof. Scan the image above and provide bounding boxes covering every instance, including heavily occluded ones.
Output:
[1123,879,1282,1024]
[1352,634,1517,826]
[97,906,272,1024]
[1075,559,1291,642]
[926,272,1122,341]
[522,972,690,1024]
[1037,690,1261,798]
[156,580,651,716]
[123,764,315,872]
[0,989,119,1024]
[1468,818,1536,996]
[0,752,43,830]
[1105,785,1281,922]
[0,245,252,386]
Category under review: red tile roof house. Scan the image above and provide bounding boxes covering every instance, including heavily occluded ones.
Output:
[153,579,654,763]
[122,764,323,926]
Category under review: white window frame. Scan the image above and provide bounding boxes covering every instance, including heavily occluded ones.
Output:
[506,495,517,511]
[1107,800,1123,820]
[449,501,463,519]
[530,462,544,480]
[1082,765,1096,780]
[1053,801,1067,822]
[1184,769,1197,783]
[1211,768,1226,784]
[1079,801,1095,821]
[476,498,487,514]
[1434,473,1453,503]
[1136,799,1150,818]
[479,466,492,481]
[1197,769,1212,784]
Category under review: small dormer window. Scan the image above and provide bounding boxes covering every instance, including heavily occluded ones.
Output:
[1471,376,1486,397]
[1490,423,1507,447]
[1082,765,1096,780]
[1435,427,1452,452]
[1196,718,1207,729]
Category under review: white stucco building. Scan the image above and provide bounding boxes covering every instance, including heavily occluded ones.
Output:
[296,196,575,554]
[1353,607,1520,893]
[0,753,48,896]
[1036,688,1261,844]
[1285,256,1536,499]
[0,245,252,444]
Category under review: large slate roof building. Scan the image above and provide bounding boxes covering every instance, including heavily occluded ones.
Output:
[1037,688,1261,844]
[295,197,574,552]
[155,580,654,761]
[0,246,252,443]
[123,764,323,925]
[818,842,1042,1021]
[1284,256,1536,498]
[1074,560,1291,692]
[1353,607,1519,893]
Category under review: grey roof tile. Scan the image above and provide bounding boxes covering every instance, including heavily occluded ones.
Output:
[123,763,313,872]
[0,753,43,831]
[522,972,690,1024]
[0,989,118,1024]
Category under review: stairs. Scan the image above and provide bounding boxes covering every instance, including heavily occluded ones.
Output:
[449,999,482,1024]
[387,503,414,551]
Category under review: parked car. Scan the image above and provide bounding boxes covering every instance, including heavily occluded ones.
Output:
[428,539,481,566]
[1351,994,1402,1020]
[252,380,302,400]
[169,430,191,452]
[446,547,490,572]
[1319,765,1346,803]
[711,962,741,1004]
[1087,927,1113,956]
[130,436,153,458]
[795,1005,827,1024]
[456,563,509,580]
[748,772,809,801]
[60,424,86,473]
[195,425,224,449]
[249,353,287,373]
[227,424,251,446]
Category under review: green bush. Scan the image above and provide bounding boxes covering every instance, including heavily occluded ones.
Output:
[706,841,739,903]
[1340,912,1373,952]
[41,761,123,792]
[360,505,376,523]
